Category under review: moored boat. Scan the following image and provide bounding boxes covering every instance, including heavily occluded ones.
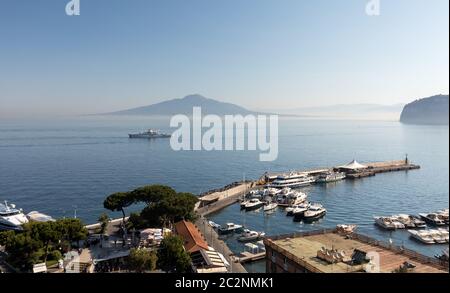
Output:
[237,229,266,242]
[218,223,244,235]
[408,230,435,244]
[0,201,29,231]
[316,171,346,183]
[374,216,405,230]
[263,202,278,212]
[303,203,327,222]
[419,213,447,226]
[244,198,265,211]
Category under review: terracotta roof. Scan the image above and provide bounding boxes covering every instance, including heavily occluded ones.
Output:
[174,220,209,253]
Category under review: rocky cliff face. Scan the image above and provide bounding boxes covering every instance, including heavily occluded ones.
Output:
[400,95,449,125]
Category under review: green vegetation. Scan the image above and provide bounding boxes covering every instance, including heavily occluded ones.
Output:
[0,219,88,272]
[127,248,158,273]
[157,235,191,273]
[98,213,110,235]
[103,184,198,229]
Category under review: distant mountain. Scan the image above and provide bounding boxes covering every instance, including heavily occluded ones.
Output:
[400,95,449,125]
[266,103,405,120]
[103,94,259,116]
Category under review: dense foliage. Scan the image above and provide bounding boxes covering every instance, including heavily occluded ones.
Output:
[127,248,158,273]
[157,235,192,273]
[103,185,198,229]
[0,219,88,271]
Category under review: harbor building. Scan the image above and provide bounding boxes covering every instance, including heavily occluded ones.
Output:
[174,220,229,273]
[264,229,448,273]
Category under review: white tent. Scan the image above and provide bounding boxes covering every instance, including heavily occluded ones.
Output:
[339,160,368,170]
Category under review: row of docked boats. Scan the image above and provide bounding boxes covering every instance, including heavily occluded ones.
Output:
[240,186,327,222]
[408,228,449,244]
[267,170,346,189]
[374,209,449,231]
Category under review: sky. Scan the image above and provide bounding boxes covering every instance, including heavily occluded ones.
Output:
[0,0,448,117]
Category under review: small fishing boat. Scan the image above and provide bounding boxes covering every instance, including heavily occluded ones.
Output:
[218,223,244,235]
[237,229,266,242]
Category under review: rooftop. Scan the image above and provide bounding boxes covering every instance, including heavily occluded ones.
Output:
[265,230,447,273]
[174,220,209,253]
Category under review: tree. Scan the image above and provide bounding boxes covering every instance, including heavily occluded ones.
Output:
[127,248,157,273]
[104,192,134,223]
[131,185,176,204]
[28,221,61,262]
[98,213,110,235]
[157,235,191,273]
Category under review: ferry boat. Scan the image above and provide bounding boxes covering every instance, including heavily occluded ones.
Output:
[237,229,266,242]
[218,223,244,235]
[244,199,265,211]
[303,203,327,222]
[0,201,29,230]
[374,216,405,230]
[419,213,447,226]
[268,172,315,189]
[316,171,346,183]
[128,129,171,139]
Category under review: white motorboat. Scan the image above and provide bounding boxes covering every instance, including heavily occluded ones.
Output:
[374,216,405,230]
[408,230,435,244]
[245,199,265,211]
[303,203,327,222]
[263,202,278,212]
[316,171,346,183]
[276,188,307,207]
[268,172,315,189]
[429,229,448,244]
[237,229,266,242]
[392,214,426,229]
[218,223,244,235]
[292,202,311,221]
[0,201,29,230]
[419,213,447,226]
[336,224,357,234]
[208,221,221,230]
[27,211,55,223]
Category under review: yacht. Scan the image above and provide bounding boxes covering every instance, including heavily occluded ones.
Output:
[419,213,447,226]
[292,202,312,222]
[276,188,307,207]
[128,129,171,139]
[392,214,426,229]
[429,229,449,244]
[408,230,435,244]
[26,211,55,223]
[285,203,302,216]
[263,202,278,212]
[0,201,29,230]
[374,216,405,230]
[316,171,346,183]
[218,223,244,235]
[237,229,266,242]
[303,204,327,222]
[244,199,265,211]
[268,172,315,189]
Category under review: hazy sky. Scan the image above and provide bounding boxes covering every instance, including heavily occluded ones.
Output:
[0,0,448,117]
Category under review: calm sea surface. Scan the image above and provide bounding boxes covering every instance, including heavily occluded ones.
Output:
[0,117,448,271]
